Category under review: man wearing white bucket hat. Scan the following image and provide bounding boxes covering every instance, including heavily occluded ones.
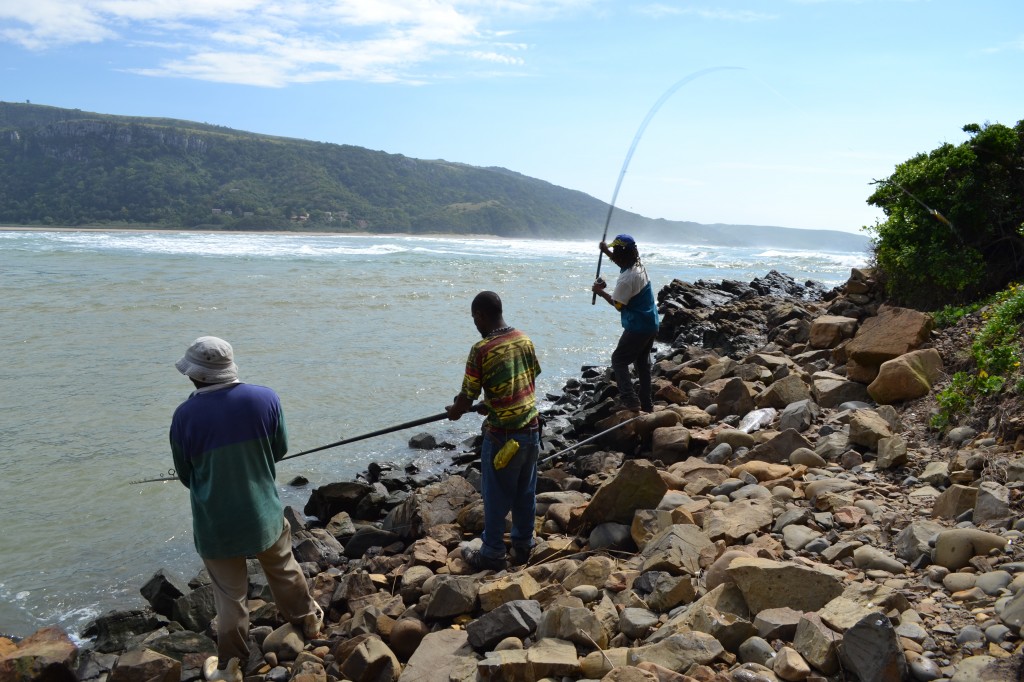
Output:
[170,336,322,682]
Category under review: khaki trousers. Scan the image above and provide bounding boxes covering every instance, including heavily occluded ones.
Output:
[202,520,317,664]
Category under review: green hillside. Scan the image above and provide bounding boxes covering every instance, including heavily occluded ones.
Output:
[0,102,869,251]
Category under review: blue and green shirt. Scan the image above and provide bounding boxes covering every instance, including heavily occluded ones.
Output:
[170,382,288,560]
[612,263,660,335]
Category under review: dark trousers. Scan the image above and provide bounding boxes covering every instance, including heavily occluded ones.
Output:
[611,330,656,411]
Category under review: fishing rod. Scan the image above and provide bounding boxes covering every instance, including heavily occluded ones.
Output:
[870,178,959,239]
[540,413,644,465]
[592,66,743,304]
[129,407,479,485]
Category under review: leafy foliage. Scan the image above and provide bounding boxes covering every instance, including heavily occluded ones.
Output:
[929,283,1024,430]
[867,120,1024,309]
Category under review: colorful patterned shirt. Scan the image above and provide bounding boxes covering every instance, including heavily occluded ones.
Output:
[460,328,541,430]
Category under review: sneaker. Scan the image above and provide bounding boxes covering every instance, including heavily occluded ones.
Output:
[463,547,507,571]
[302,605,324,639]
[203,656,242,682]
[509,545,532,567]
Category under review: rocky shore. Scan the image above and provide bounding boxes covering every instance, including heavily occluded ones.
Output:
[4,269,1024,682]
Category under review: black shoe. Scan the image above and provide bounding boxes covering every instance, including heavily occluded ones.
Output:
[509,545,532,567]
[463,547,507,571]
[614,397,642,412]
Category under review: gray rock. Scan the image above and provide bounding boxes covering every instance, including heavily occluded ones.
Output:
[705,442,733,464]
[83,609,168,654]
[852,546,905,573]
[262,623,305,662]
[340,635,401,682]
[423,576,480,620]
[942,572,978,593]
[779,399,819,433]
[753,606,802,641]
[569,584,600,603]
[838,612,908,682]
[947,426,977,445]
[737,635,775,666]
[974,481,1012,527]
[408,432,438,449]
[139,569,191,620]
[537,605,608,648]
[397,629,476,682]
[466,600,541,651]
[984,623,1011,644]
[893,520,944,563]
[908,653,942,681]
[782,524,821,551]
[171,584,217,634]
[793,612,840,675]
[976,570,1012,596]
[997,586,1024,633]
[589,522,633,551]
[618,607,659,639]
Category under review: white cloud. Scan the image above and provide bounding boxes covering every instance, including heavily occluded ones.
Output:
[983,35,1024,53]
[0,0,579,85]
[0,0,117,49]
[636,4,776,21]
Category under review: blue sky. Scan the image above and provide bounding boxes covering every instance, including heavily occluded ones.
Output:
[1,1,1021,235]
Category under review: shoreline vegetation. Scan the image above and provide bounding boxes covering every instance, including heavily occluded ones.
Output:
[4,267,1023,682]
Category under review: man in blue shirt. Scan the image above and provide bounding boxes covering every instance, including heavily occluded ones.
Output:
[170,336,323,682]
[591,235,660,412]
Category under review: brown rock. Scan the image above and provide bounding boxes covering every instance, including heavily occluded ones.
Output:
[0,627,79,682]
[579,460,669,529]
[845,306,934,383]
[726,557,846,613]
[867,348,943,404]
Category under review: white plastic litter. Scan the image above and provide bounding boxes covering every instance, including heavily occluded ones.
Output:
[738,407,777,433]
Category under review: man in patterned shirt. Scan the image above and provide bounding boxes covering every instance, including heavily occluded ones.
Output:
[447,291,542,571]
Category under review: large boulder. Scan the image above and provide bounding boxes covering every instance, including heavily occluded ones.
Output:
[726,557,846,613]
[809,315,858,349]
[868,348,943,404]
[578,460,668,530]
[304,481,375,521]
[845,306,934,383]
[0,627,79,682]
[383,475,479,540]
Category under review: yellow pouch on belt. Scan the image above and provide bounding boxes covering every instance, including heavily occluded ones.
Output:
[493,439,520,470]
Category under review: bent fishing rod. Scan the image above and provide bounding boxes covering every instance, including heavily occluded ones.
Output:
[870,178,960,240]
[592,67,742,304]
[129,407,479,485]
[539,413,644,465]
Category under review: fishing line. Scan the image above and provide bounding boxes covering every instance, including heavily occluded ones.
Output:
[129,406,482,485]
[593,66,744,304]
[869,178,959,239]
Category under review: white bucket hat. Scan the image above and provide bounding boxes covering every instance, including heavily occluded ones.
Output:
[175,336,239,383]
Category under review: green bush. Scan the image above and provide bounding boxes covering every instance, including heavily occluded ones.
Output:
[867,120,1024,310]
[929,282,1024,430]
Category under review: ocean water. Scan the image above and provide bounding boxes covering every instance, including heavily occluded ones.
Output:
[0,229,868,639]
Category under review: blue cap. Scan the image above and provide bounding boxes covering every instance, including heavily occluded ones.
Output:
[609,234,636,249]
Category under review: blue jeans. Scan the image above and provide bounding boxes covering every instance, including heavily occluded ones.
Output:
[612,330,656,411]
[478,424,540,560]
